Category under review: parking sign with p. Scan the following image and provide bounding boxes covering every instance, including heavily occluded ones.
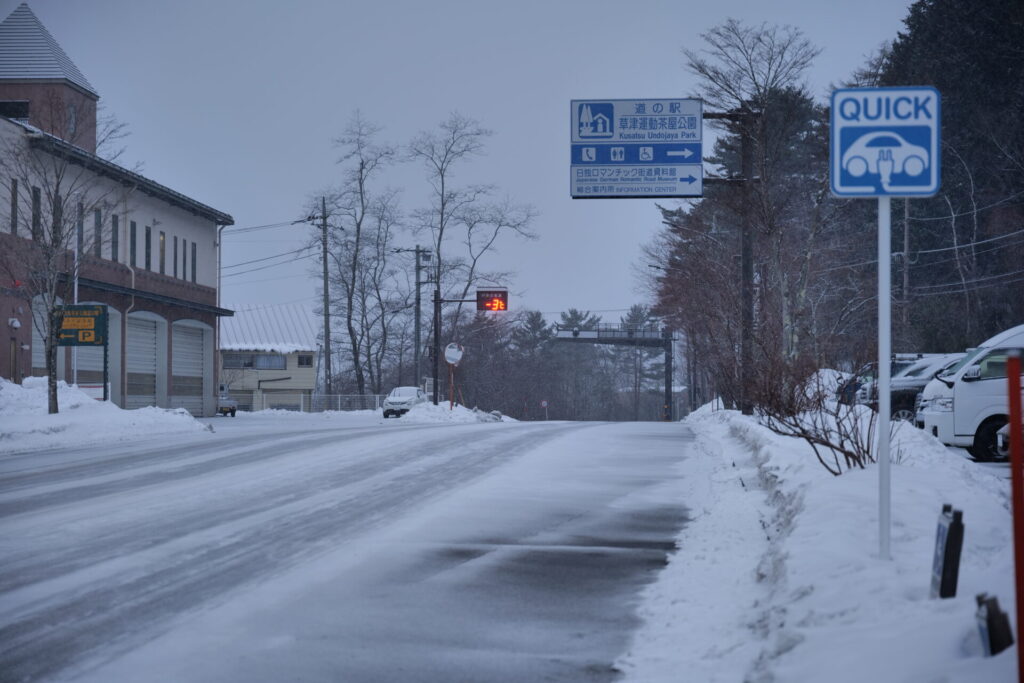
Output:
[831,87,940,197]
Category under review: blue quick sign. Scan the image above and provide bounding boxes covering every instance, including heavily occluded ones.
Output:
[571,99,702,199]
[831,87,941,197]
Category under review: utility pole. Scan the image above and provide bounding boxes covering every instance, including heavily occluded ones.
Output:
[320,196,332,396]
[414,246,431,389]
[393,246,431,389]
[432,286,441,405]
[703,106,759,415]
[739,106,755,415]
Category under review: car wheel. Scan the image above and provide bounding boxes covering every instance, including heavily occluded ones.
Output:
[903,155,925,176]
[891,409,916,422]
[846,156,868,177]
[969,417,1008,462]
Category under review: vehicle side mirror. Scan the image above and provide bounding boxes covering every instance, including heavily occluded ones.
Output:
[961,366,981,382]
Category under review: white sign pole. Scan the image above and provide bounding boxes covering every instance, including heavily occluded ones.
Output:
[878,196,892,561]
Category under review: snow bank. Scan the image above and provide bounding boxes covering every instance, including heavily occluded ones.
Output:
[399,402,516,424]
[0,377,212,455]
[619,405,1015,682]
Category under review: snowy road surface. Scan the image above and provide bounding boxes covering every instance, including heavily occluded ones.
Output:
[0,417,692,682]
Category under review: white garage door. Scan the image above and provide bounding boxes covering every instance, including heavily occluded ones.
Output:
[76,343,106,398]
[171,325,205,415]
[31,317,46,375]
[126,318,157,409]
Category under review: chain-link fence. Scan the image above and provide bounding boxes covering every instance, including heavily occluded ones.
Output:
[243,393,386,413]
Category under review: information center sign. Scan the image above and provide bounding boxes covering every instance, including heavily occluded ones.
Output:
[571,98,702,199]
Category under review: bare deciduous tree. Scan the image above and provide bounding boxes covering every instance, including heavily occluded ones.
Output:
[0,94,132,413]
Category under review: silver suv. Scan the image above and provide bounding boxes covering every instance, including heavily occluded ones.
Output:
[382,386,427,418]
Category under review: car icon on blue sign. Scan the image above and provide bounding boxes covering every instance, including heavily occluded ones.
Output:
[842,131,929,179]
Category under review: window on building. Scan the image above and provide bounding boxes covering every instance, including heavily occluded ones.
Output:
[67,102,78,137]
[159,231,166,274]
[76,203,84,254]
[31,186,40,240]
[130,221,137,266]
[182,239,187,279]
[8,178,15,235]
[145,226,151,270]
[223,353,286,370]
[297,354,313,368]
[0,100,29,120]
[93,210,102,258]
[191,241,197,283]
[173,236,178,278]
[111,214,119,262]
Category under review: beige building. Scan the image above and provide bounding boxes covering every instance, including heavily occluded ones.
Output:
[219,303,318,411]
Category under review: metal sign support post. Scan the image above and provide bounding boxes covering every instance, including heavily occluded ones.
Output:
[103,332,109,401]
[831,86,941,562]
[1007,350,1024,683]
[878,196,892,561]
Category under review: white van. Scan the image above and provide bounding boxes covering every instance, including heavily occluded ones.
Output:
[916,324,1024,461]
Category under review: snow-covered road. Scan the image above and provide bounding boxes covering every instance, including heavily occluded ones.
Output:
[0,417,694,682]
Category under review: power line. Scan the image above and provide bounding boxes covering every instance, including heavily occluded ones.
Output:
[222,245,312,269]
[817,226,1024,274]
[911,226,1024,254]
[913,273,1024,297]
[225,217,315,235]
[223,272,312,286]
[913,266,1024,292]
[221,252,318,278]
[906,190,1024,222]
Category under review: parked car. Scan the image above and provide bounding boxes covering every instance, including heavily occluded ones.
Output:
[859,353,964,420]
[916,324,1024,461]
[382,386,427,418]
[997,423,1011,460]
[216,384,238,417]
[836,355,932,406]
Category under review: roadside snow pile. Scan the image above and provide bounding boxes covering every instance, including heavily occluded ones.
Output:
[399,402,516,424]
[803,367,849,400]
[619,405,1014,683]
[0,377,211,455]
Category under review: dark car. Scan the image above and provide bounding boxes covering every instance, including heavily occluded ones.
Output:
[860,353,964,420]
[836,356,924,406]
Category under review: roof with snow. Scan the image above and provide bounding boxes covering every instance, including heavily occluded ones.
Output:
[0,4,98,98]
[220,304,319,354]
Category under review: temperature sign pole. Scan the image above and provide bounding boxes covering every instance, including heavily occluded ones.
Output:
[831,87,941,560]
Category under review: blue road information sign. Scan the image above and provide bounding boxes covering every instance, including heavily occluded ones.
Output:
[831,87,941,197]
[571,99,702,199]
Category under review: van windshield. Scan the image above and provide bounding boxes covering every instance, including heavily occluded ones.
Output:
[939,348,983,377]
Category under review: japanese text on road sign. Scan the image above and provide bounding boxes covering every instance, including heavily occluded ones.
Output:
[571,99,703,199]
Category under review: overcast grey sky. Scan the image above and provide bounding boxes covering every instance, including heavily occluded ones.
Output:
[6,0,913,320]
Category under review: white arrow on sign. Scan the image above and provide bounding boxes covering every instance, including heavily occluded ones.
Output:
[666,149,694,158]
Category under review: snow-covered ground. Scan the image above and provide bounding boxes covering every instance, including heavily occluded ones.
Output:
[1,378,1017,681]
[0,378,513,455]
[617,404,1015,682]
